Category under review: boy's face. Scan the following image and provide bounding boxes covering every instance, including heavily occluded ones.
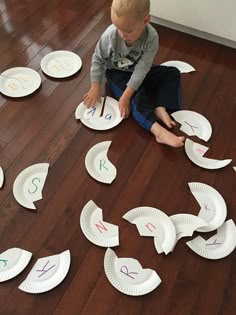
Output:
[111,9,150,45]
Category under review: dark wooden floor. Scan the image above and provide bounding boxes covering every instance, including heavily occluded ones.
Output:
[0,0,235,314]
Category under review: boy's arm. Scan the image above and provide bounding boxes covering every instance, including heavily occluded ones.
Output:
[90,39,106,86]
[84,27,112,106]
[83,82,101,107]
[90,25,115,85]
[83,41,105,106]
[119,86,135,118]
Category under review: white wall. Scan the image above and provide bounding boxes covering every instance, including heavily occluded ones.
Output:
[150,0,236,42]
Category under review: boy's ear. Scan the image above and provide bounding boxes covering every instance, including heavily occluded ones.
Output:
[144,14,150,25]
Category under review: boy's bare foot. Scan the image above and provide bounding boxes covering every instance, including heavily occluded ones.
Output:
[155,107,176,128]
[151,122,185,148]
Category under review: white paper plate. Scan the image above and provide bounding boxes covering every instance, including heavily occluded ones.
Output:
[0,166,4,188]
[80,200,119,247]
[0,248,32,282]
[75,99,104,120]
[170,214,207,239]
[185,138,232,169]
[171,110,212,141]
[19,250,70,293]
[233,166,236,172]
[188,182,227,232]
[104,248,161,296]
[123,207,176,255]
[40,50,82,78]
[13,163,50,210]
[85,141,117,184]
[76,96,123,130]
[0,67,41,98]
[160,60,195,73]
[170,214,207,250]
[186,220,236,260]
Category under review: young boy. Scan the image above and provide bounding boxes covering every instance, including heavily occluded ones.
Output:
[83,0,185,148]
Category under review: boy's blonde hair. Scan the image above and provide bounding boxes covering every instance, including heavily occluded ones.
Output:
[112,0,150,18]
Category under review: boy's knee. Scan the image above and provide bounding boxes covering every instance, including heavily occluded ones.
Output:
[167,66,181,78]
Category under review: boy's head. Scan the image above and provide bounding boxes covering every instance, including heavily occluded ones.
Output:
[112,0,150,19]
[111,0,150,45]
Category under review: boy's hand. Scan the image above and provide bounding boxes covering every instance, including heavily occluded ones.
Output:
[118,86,135,118]
[119,95,131,118]
[83,83,101,107]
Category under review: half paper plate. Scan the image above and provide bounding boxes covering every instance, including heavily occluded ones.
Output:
[123,207,176,255]
[13,163,50,210]
[19,250,70,293]
[0,166,4,188]
[80,200,119,247]
[40,50,82,78]
[0,67,41,97]
[188,182,227,232]
[185,138,232,169]
[160,60,195,73]
[0,248,32,282]
[170,214,207,250]
[233,167,236,172]
[104,248,161,296]
[186,220,236,260]
[75,99,104,120]
[76,96,122,130]
[85,141,117,184]
[171,110,212,141]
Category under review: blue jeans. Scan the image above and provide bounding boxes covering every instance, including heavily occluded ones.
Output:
[105,65,182,130]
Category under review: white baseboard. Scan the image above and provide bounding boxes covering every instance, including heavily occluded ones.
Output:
[151,15,236,49]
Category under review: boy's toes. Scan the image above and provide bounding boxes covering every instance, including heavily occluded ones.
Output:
[170,120,176,127]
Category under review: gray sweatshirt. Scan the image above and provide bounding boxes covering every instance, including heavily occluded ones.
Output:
[90,23,159,91]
